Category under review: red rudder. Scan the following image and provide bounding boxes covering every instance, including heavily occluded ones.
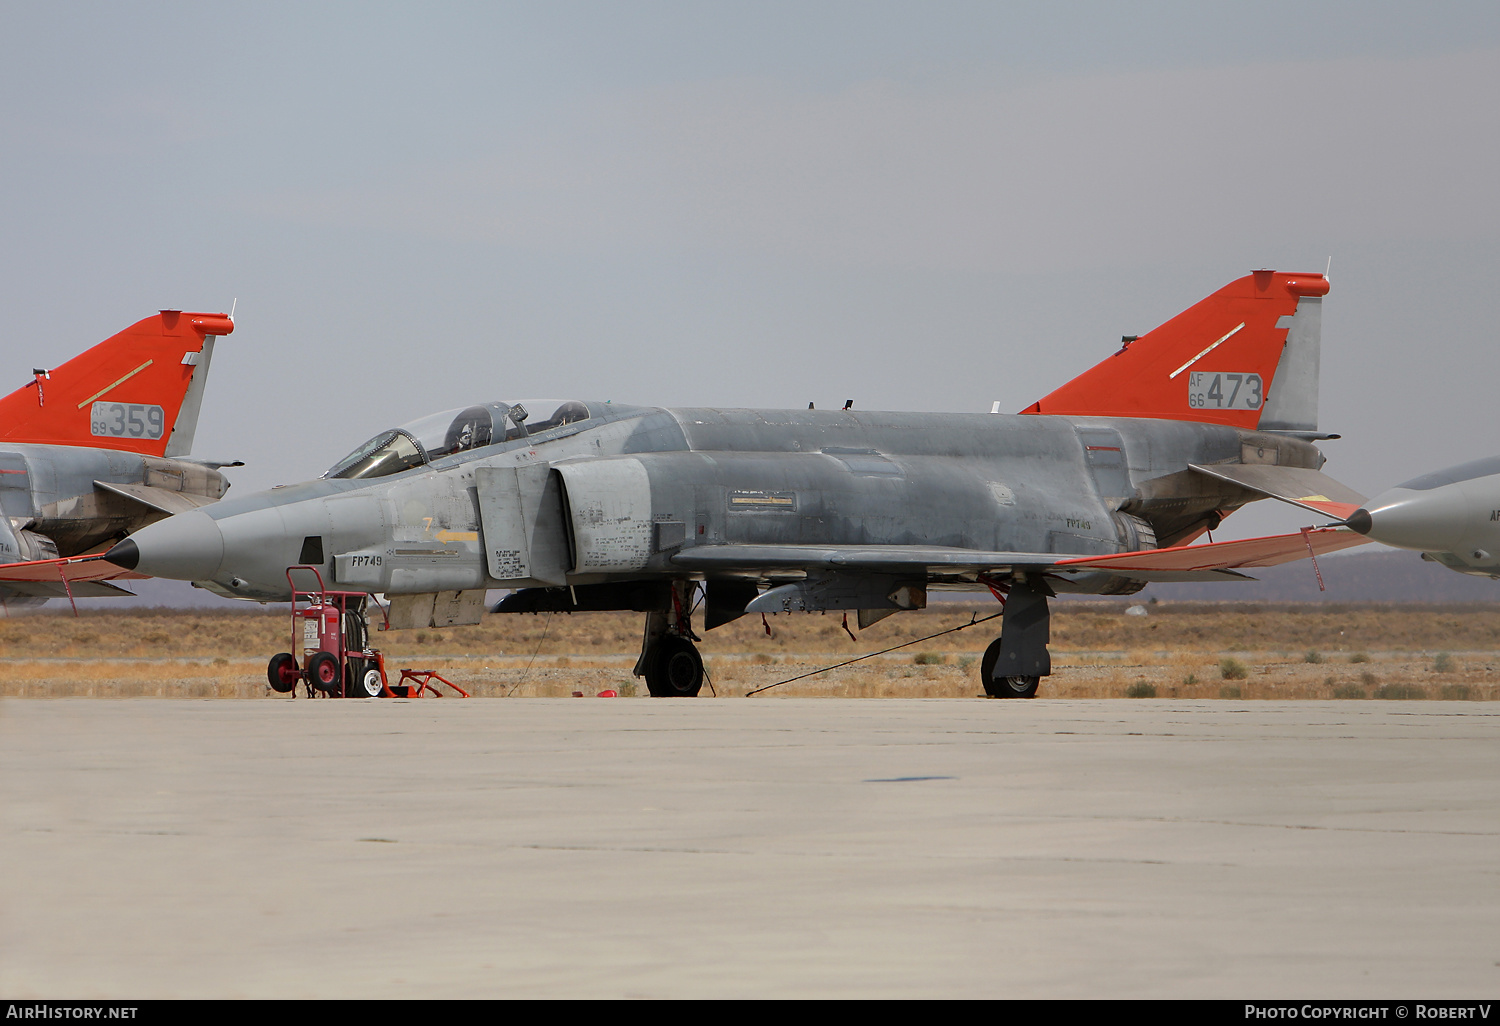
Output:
[1021,271,1328,429]
[0,311,234,456]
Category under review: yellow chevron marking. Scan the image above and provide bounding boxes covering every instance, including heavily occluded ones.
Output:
[77,360,154,409]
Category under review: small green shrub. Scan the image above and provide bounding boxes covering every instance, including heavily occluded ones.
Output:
[1349,652,1371,664]
[1183,673,1199,686]
[1360,671,1379,687]
[1304,650,1324,664]
[913,652,946,665]
[1374,684,1423,700]
[1220,658,1248,680]
[1126,682,1157,698]
[1433,652,1456,674]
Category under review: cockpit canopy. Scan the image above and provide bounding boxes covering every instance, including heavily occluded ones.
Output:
[324,400,591,480]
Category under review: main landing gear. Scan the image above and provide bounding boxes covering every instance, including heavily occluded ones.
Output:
[636,581,705,697]
[978,577,1052,699]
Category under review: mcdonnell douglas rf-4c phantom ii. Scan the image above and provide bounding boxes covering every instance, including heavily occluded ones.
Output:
[108,271,1370,696]
[0,310,237,608]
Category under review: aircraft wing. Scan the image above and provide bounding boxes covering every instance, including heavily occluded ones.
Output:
[671,527,1368,583]
[1188,464,1365,520]
[672,545,1061,574]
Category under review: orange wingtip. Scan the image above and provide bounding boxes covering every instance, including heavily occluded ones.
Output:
[1055,526,1369,574]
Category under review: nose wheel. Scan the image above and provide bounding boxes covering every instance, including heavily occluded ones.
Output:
[644,635,704,697]
[634,581,706,697]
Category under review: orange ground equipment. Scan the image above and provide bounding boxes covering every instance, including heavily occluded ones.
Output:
[393,668,470,698]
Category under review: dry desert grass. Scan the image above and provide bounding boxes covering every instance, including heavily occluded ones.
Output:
[1,601,1498,700]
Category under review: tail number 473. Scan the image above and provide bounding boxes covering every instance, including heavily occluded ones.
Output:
[90,402,165,440]
[1187,372,1263,411]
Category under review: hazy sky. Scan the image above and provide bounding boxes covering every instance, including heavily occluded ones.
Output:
[3,2,1498,541]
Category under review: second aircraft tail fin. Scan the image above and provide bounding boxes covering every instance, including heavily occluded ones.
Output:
[0,310,234,457]
[1020,270,1328,433]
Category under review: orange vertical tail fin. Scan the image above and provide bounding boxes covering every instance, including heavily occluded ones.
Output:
[0,310,234,457]
[1021,271,1328,431]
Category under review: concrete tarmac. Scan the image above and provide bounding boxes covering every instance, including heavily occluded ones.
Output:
[2,697,1497,999]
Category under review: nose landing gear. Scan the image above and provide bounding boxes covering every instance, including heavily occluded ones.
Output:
[646,634,704,696]
[636,581,705,697]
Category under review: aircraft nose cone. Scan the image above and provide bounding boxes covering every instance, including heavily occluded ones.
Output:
[109,510,226,581]
[1353,488,1469,552]
[104,538,139,570]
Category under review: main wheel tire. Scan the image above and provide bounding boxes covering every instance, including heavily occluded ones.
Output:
[980,638,1002,695]
[307,651,341,693]
[356,668,385,698]
[645,636,703,697]
[267,652,299,693]
[994,674,1040,698]
[979,638,1040,698]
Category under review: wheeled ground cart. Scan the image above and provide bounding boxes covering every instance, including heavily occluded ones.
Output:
[265,566,467,698]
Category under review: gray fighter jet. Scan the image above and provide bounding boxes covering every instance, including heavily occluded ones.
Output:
[0,310,236,607]
[1330,458,1500,578]
[108,271,1368,695]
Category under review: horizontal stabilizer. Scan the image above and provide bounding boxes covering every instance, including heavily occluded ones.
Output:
[0,553,149,585]
[1188,464,1365,519]
[94,480,219,516]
